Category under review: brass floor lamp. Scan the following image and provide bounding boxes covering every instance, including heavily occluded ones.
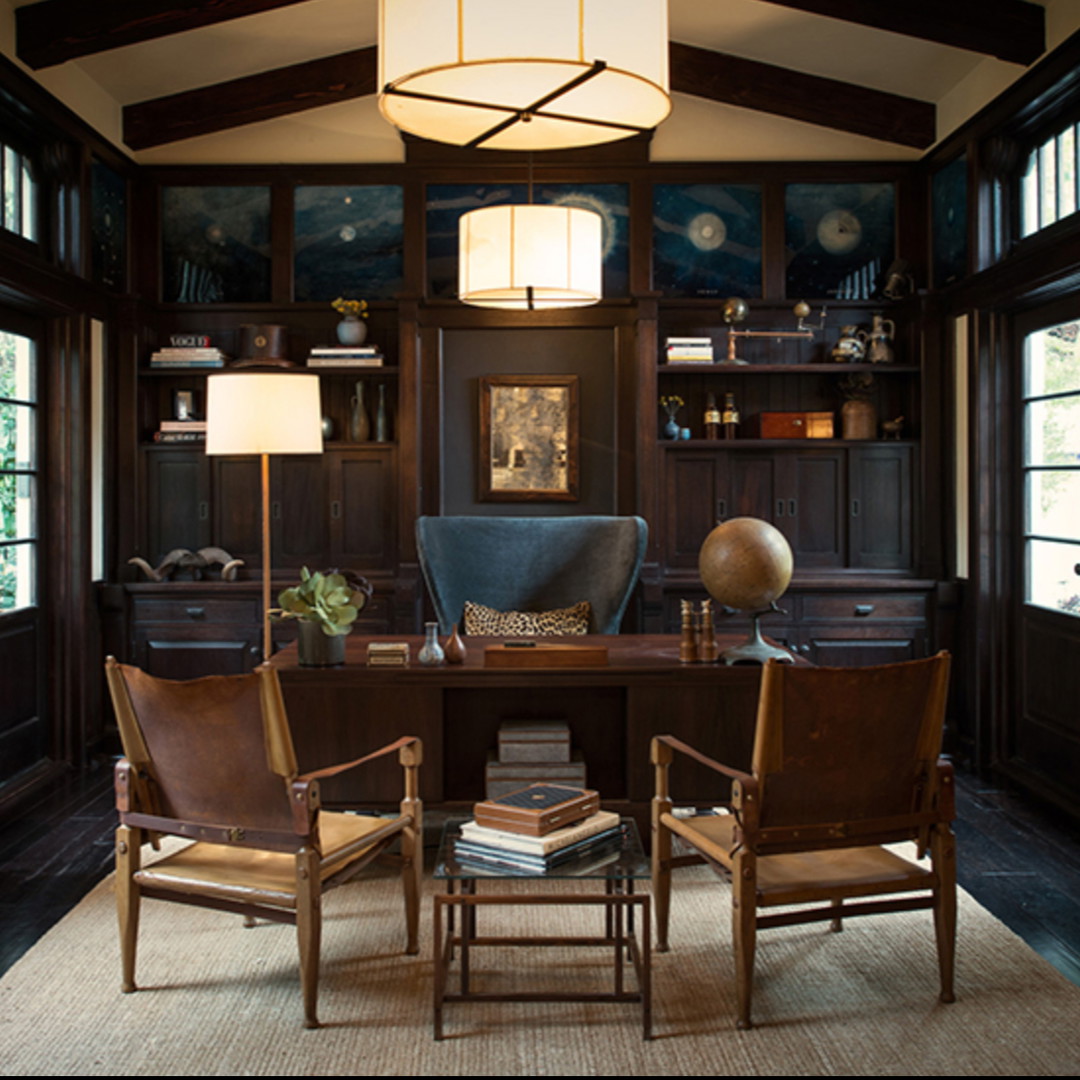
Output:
[205,372,323,660]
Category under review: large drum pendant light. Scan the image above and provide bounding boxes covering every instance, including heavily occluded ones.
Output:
[378,0,671,151]
[459,203,602,310]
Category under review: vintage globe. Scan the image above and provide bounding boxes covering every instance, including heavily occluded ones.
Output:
[699,517,793,613]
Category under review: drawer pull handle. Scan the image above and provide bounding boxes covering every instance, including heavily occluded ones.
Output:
[854,604,874,617]
[331,500,342,520]
[198,501,209,521]
[776,499,785,518]
[185,607,206,619]
[272,501,281,520]
[851,498,861,518]
[789,498,797,517]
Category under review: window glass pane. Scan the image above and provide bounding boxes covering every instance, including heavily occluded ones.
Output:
[3,147,17,233]
[1027,469,1080,538]
[1059,128,1076,219]
[0,472,34,540]
[1021,150,1039,238]
[21,157,35,241]
[0,402,34,470]
[1025,321,1080,398]
[0,542,33,610]
[1040,139,1057,229]
[1027,538,1080,615]
[1025,396,1080,466]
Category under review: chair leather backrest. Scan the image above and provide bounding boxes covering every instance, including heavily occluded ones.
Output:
[416,515,648,634]
[751,654,950,842]
[108,662,296,833]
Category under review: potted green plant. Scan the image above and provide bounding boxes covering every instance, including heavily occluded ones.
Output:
[273,567,373,667]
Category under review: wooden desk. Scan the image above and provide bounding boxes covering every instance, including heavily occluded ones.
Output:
[271,634,775,823]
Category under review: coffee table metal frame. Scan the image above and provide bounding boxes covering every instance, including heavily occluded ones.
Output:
[433,817,652,1039]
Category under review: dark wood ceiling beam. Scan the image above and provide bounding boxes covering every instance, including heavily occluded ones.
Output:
[670,43,935,148]
[16,0,315,70]
[123,47,376,149]
[757,0,1045,66]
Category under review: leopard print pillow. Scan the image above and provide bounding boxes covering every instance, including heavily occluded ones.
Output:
[462,599,591,636]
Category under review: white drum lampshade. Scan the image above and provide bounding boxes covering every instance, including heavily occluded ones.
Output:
[459,204,603,310]
[205,373,323,457]
[378,0,671,151]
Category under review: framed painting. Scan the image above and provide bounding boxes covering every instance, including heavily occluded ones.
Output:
[479,374,579,502]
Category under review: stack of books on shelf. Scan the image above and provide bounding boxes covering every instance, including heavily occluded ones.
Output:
[307,345,384,368]
[154,419,207,444]
[150,335,228,368]
[454,784,621,872]
[665,336,714,363]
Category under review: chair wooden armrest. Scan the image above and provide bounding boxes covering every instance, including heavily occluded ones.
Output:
[290,736,423,835]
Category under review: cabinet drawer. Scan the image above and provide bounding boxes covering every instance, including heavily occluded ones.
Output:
[132,597,259,623]
[800,593,926,622]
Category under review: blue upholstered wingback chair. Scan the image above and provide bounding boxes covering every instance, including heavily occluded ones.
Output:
[416,515,648,635]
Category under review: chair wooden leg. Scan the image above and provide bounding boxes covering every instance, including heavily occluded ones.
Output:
[401,823,422,956]
[830,898,843,932]
[116,825,141,993]
[932,824,957,1003]
[732,848,757,1030]
[651,800,673,952]
[296,847,322,1029]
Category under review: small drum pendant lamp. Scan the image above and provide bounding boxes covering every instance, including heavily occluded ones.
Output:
[458,203,603,310]
[378,0,671,151]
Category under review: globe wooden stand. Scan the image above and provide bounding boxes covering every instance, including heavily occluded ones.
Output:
[722,604,795,666]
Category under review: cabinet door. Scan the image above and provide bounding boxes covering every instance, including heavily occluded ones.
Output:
[272,454,328,569]
[663,452,728,568]
[331,449,395,568]
[848,445,912,569]
[783,450,845,569]
[143,449,211,564]
[212,456,262,567]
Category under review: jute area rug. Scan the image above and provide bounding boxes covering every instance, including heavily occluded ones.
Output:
[2,852,1078,1076]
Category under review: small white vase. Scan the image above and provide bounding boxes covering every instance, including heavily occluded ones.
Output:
[336,316,368,346]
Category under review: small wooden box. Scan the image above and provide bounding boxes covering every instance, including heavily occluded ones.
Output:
[474,784,599,836]
[484,644,608,668]
[498,720,571,764]
[744,411,834,439]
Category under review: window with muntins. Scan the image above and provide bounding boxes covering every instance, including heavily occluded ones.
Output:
[1023,319,1080,617]
[1,142,36,243]
[1020,120,1079,238]
[0,330,36,612]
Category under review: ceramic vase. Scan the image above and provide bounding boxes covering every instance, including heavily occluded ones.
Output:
[418,622,445,666]
[349,380,370,442]
[375,383,390,443]
[444,624,466,664]
[336,315,367,346]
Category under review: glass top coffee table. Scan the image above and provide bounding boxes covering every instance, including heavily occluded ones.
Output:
[433,816,652,1039]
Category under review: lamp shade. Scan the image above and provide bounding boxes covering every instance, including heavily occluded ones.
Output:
[378,0,670,151]
[458,204,603,310]
[205,373,323,456]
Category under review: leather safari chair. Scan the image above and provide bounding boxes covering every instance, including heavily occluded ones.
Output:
[651,652,955,1029]
[105,656,423,1028]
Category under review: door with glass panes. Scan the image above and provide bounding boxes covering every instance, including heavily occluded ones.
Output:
[1011,309,1080,798]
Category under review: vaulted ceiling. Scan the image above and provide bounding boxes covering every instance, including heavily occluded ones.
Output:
[5,0,1074,165]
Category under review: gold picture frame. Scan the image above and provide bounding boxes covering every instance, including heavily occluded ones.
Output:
[479,374,579,502]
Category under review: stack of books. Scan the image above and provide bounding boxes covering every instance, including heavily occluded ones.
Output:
[154,419,207,444]
[150,335,228,369]
[150,347,227,368]
[307,345,384,368]
[366,641,409,667]
[453,784,621,872]
[665,336,714,363]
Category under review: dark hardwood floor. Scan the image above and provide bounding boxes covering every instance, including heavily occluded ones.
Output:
[2,764,1079,986]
